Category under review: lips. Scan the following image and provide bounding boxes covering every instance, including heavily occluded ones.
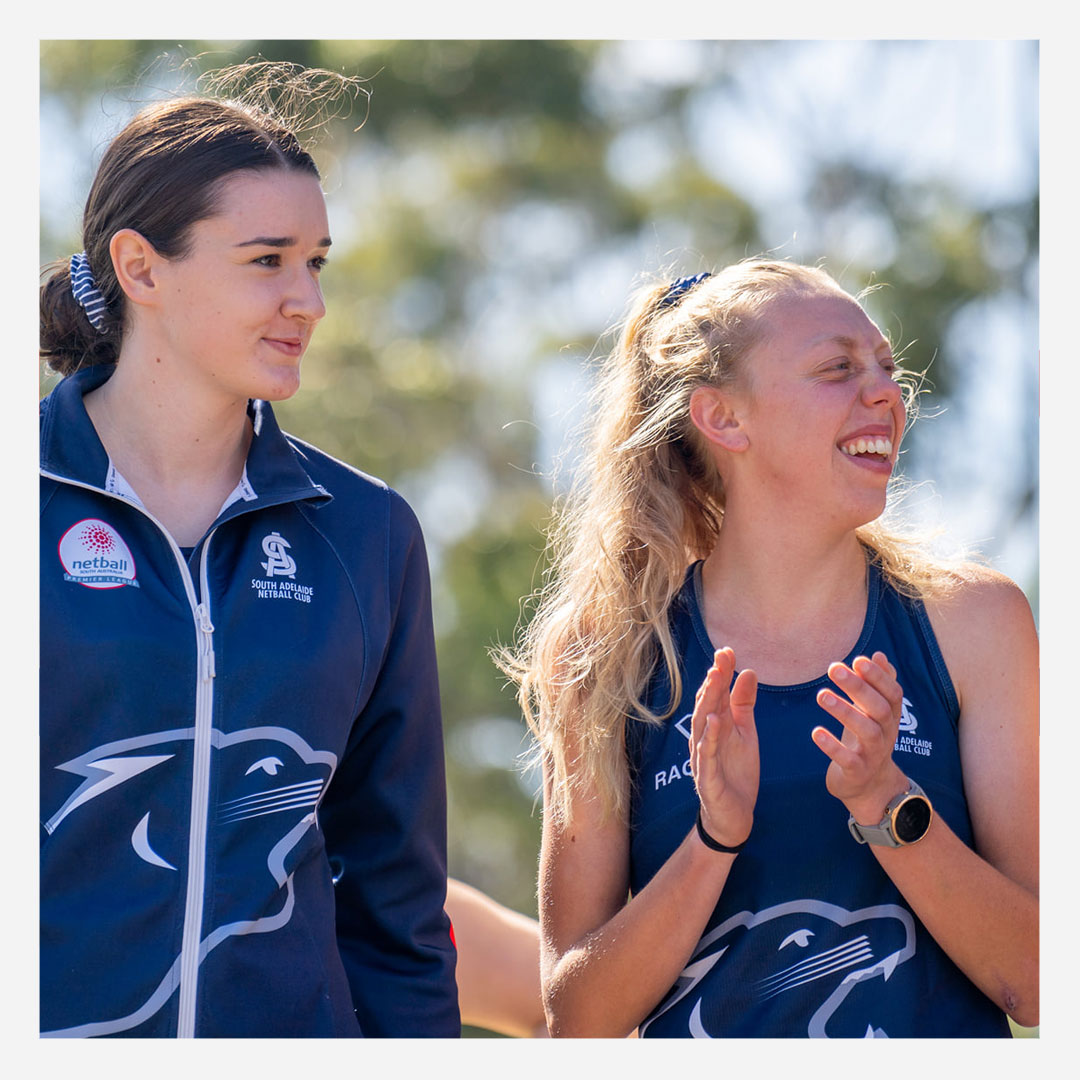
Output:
[263,337,304,357]
[836,425,897,477]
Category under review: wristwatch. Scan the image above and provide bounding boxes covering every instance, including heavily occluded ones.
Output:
[847,779,933,847]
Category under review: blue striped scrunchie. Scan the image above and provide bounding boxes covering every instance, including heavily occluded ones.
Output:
[69,252,109,333]
[660,271,711,308]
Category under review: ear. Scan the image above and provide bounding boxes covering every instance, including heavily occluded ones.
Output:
[108,228,163,309]
[689,385,749,453]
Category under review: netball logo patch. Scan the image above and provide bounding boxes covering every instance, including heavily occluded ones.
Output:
[59,519,139,589]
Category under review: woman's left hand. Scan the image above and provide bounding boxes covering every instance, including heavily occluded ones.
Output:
[811,651,909,824]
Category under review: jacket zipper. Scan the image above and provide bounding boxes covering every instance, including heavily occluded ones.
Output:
[176,538,217,1037]
[42,471,217,1038]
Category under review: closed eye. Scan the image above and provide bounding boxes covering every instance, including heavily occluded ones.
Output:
[819,358,855,378]
[822,357,899,379]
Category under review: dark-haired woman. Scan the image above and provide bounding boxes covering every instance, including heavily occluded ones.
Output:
[40,89,458,1037]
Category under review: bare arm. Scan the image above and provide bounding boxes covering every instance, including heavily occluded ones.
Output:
[445,878,548,1038]
[811,569,1038,1026]
[540,649,759,1037]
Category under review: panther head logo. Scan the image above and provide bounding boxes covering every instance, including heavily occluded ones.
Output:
[640,898,917,1039]
[42,725,337,1037]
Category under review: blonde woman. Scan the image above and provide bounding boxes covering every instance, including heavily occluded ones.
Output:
[501,260,1037,1038]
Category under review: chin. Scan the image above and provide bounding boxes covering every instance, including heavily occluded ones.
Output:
[261,383,302,402]
[831,488,889,534]
[254,368,303,402]
[852,498,889,531]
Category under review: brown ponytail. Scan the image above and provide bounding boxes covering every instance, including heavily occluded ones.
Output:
[40,257,122,376]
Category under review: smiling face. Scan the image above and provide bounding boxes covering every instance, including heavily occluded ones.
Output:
[722,287,906,528]
[151,167,331,404]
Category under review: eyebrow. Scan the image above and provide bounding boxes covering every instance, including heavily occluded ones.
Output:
[234,236,333,249]
[809,333,891,353]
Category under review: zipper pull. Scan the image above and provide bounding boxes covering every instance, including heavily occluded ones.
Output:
[196,602,216,680]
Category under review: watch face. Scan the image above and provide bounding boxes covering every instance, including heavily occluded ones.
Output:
[894,796,932,843]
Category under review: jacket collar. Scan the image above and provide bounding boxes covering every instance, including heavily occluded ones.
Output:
[40,365,331,510]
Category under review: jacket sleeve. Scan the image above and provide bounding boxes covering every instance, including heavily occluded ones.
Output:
[319,489,460,1036]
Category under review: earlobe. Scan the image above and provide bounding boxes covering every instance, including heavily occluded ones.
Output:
[109,228,162,308]
[689,386,749,453]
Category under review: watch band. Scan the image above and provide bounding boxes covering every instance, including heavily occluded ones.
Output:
[847,779,932,847]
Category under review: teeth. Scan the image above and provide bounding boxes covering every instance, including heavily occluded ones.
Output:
[841,438,893,457]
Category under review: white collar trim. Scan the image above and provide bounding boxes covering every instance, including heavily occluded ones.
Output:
[105,461,258,518]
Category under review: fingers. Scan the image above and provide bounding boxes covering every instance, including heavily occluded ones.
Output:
[817,652,902,744]
[810,723,859,768]
[853,651,901,714]
[692,711,725,793]
[688,648,753,799]
[816,684,883,750]
[691,650,760,846]
[729,667,758,710]
[828,656,896,718]
[729,669,758,738]
[689,648,735,750]
[812,652,907,807]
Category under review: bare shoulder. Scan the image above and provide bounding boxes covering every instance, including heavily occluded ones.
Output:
[922,562,1038,711]
[924,561,1036,637]
[922,566,1038,891]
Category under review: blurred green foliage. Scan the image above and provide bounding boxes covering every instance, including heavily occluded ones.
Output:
[39,42,1038,1018]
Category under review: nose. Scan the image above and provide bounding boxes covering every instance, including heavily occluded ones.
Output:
[282,269,326,325]
[861,365,902,410]
[861,364,907,446]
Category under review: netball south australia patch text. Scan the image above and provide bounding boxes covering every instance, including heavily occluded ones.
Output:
[59,519,139,589]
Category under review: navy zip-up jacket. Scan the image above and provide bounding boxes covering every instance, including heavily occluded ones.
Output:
[40,365,460,1037]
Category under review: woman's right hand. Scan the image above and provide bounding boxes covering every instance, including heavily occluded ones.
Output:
[538,645,759,1036]
[688,647,759,849]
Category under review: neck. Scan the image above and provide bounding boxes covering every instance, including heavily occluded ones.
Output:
[85,343,253,489]
[704,524,867,622]
[699,502,870,682]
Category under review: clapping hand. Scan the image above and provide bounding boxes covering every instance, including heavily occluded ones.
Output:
[688,647,760,849]
[812,651,909,825]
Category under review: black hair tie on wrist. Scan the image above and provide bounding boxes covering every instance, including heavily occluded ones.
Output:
[696,807,749,854]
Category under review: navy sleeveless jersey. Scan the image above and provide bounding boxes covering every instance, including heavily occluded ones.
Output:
[627,561,1010,1038]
